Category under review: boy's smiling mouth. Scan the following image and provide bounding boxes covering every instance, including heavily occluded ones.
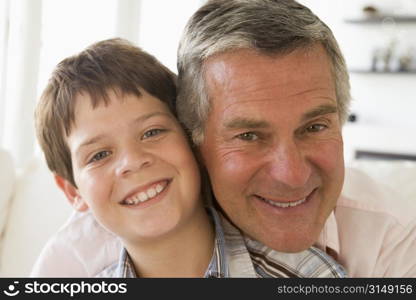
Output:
[120,179,171,205]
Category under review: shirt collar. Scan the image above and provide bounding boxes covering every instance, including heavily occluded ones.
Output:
[112,208,343,278]
[221,209,345,278]
[115,248,137,278]
[219,213,258,277]
[114,207,230,278]
[204,207,229,278]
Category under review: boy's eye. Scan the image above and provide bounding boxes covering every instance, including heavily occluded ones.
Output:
[306,124,327,133]
[89,150,111,163]
[236,132,258,141]
[142,128,165,139]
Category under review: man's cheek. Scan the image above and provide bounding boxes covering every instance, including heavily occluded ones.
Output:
[220,151,256,180]
[310,140,344,179]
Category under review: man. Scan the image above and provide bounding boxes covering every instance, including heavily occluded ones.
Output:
[177,0,348,254]
[32,0,416,277]
[175,0,415,277]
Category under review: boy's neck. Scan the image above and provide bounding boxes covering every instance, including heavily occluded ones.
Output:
[123,205,215,278]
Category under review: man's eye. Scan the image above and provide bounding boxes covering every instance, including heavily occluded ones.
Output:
[89,150,111,163]
[306,124,327,133]
[142,128,165,139]
[236,132,258,141]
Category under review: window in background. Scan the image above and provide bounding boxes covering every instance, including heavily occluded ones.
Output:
[37,0,119,97]
[0,0,207,168]
[0,0,10,145]
[138,0,205,73]
[1,0,42,167]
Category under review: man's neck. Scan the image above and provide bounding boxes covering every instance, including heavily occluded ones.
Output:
[124,206,215,278]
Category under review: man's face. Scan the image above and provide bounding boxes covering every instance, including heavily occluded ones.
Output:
[200,45,345,252]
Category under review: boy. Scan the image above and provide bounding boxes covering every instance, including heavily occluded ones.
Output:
[35,38,346,277]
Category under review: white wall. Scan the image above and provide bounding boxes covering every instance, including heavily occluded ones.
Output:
[300,0,416,162]
[137,0,204,73]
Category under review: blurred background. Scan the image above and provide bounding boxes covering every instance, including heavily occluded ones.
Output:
[0,0,415,276]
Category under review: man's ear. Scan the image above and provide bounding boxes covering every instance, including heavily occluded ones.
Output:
[54,174,89,212]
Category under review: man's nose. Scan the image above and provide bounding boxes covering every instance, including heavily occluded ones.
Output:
[115,144,154,177]
[265,140,311,188]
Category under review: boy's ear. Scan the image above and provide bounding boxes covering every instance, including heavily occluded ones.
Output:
[54,174,89,212]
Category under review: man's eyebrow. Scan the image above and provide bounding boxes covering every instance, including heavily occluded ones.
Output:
[301,104,338,122]
[76,111,172,151]
[224,118,269,129]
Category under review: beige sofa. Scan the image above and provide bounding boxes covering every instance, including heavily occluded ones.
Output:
[0,149,72,276]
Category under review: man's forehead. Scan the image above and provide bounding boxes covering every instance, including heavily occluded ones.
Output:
[203,45,334,97]
[203,44,328,73]
[202,46,338,129]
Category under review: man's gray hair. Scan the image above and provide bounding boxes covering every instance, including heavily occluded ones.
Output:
[177,0,351,145]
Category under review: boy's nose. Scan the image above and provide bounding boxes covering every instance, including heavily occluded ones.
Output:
[115,146,155,177]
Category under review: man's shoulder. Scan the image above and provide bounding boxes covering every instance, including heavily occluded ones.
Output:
[55,210,121,250]
[339,167,416,226]
[31,211,121,277]
[95,261,120,278]
[335,167,416,277]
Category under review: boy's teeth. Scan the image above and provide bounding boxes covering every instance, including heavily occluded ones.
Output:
[124,181,168,205]
[146,188,157,198]
[139,192,148,202]
[136,196,142,204]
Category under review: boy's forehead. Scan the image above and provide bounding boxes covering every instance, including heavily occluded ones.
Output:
[66,89,129,136]
[72,88,173,123]
[71,88,137,123]
[76,88,129,107]
[67,91,175,148]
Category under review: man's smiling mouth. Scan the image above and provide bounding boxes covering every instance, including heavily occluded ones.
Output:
[258,196,307,208]
[255,188,316,209]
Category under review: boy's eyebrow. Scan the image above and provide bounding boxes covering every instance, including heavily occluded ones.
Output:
[301,104,338,122]
[131,111,174,125]
[76,111,173,151]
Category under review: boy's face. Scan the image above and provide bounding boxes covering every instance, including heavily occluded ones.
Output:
[57,89,202,244]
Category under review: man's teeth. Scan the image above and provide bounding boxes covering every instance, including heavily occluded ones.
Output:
[124,183,167,205]
[156,184,163,193]
[261,196,306,208]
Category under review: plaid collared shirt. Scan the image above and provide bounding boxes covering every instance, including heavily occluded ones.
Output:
[96,207,346,278]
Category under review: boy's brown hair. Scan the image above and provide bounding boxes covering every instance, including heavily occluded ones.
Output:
[35,38,177,186]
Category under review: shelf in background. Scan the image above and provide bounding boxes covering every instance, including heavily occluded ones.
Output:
[355,150,416,161]
[345,15,416,24]
[349,69,416,74]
